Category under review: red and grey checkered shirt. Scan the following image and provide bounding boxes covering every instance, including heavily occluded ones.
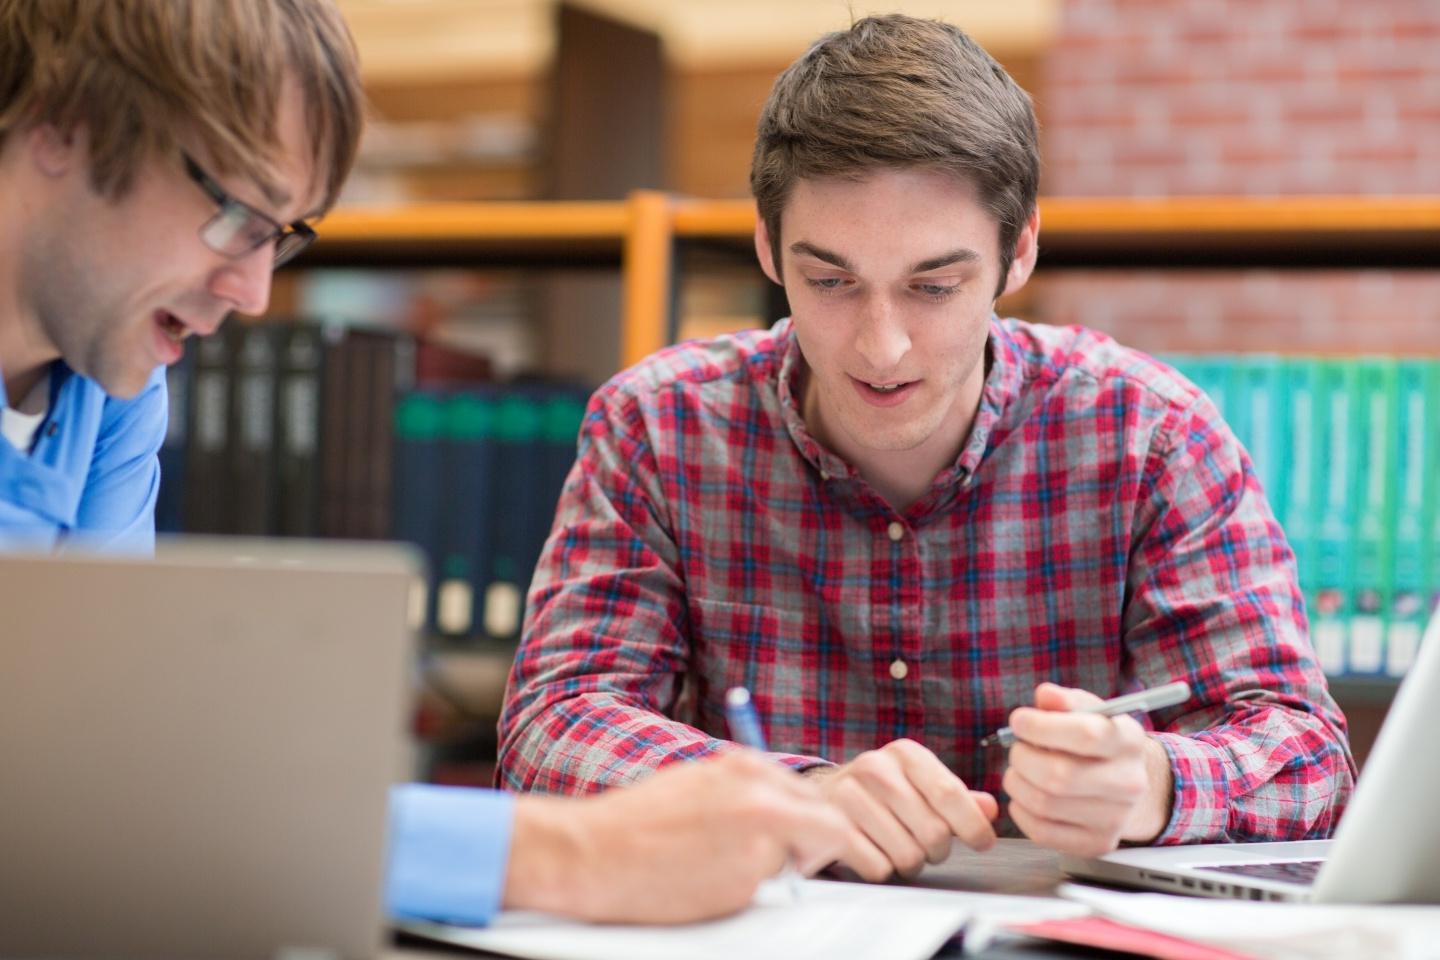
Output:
[499,317,1355,844]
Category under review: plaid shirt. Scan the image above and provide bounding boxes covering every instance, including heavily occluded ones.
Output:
[499,317,1356,844]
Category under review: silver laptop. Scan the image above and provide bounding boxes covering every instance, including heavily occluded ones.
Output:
[0,538,421,959]
[1062,604,1440,904]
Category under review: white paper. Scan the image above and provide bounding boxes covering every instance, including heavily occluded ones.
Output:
[1059,882,1440,960]
[401,877,978,960]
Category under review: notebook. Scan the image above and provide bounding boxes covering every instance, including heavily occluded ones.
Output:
[0,538,420,959]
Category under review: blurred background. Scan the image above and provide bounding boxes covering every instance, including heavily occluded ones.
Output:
[164,0,1440,782]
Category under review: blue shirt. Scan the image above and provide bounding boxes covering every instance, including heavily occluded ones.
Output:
[0,361,164,551]
[1,358,514,926]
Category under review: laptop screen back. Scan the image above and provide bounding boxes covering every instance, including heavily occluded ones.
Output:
[0,540,419,959]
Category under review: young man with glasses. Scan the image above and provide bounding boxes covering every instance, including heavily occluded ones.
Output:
[0,0,866,929]
[0,0,347,551]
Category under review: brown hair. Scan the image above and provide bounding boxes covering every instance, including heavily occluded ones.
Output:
[751,14,1040,297]
[0,0,363,212]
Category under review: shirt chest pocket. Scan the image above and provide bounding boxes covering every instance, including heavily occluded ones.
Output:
[687,598,817,753]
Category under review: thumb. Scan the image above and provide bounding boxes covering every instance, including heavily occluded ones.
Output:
[1033,681,1103,712]
[971,790,1000,821]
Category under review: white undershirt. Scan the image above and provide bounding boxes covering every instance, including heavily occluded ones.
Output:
[2,371,51,454]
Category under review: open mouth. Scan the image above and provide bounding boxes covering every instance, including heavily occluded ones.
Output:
[156,310,188,343]
[852,376,919,405]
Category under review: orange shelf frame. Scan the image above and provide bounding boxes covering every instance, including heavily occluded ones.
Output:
[309,193,1440,372]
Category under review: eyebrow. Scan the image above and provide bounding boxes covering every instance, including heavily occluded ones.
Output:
[790,241,854,273]
[911,249,982,273]
[259,179,327,224]
[789,241,982,275]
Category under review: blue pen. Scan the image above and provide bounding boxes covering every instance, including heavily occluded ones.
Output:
[725,686,803,900]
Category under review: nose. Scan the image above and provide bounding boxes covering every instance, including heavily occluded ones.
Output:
[853,294,911,373]
[208,247,275,317]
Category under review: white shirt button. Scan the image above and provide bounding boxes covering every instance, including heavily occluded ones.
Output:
[889,658,909,681]
[887,521,905,542]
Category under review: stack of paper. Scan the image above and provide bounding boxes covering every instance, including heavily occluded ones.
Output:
[1025,884,1440,960]
[401,876,1085,960]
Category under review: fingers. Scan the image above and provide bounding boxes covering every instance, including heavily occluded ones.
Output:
[1032,681,1104,712]
[1008,798,1119,858]
[890,740,997,852]
[1006,738,1149,801]
[827,770,932,879]
[970,790,1000,821]
[705,752,887,880]
[1001,711,1156,858]
[1005,704,1138,759]
[1003,763,1132,833]
[816,740,999,882]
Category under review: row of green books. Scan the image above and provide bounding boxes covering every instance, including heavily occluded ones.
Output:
[393,385,589,641]
[1162,355,1439,680]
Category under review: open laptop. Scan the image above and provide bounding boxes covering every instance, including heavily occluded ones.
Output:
[1061,604,1440,904]
[0,538,421,959]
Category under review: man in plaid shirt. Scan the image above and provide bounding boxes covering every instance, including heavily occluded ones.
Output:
[499,14,1355,882]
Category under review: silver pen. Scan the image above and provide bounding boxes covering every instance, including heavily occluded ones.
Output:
[979,680,1192,749]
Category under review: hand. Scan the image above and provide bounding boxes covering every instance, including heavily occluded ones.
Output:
[503,751,868,923]
[806,738,999,882]
[1002,683,1174,857]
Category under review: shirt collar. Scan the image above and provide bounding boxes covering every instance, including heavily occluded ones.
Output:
[774,315,1026,496]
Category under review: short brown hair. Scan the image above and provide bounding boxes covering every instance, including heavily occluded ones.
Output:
[0,0,363,213]
[751,15,1039,296]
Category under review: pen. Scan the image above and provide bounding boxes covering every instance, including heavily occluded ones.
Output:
[724,686,803,900]
[978,680,1192,749]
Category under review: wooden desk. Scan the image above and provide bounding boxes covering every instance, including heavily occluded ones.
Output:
[389,839,1126,960]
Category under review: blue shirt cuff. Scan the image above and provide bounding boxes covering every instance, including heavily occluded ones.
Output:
[385,783,513,926]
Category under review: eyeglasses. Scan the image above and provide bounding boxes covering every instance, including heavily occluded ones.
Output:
[182,153,316,268]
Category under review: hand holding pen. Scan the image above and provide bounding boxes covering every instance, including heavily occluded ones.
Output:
[997,680,1192,857]
[980,681,1191,749]
[724,687,806,899]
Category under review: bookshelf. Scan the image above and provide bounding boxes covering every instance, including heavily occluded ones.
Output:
[306,193,1440,369]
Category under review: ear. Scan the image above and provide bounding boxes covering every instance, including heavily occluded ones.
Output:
[754,216,782,286]
[28,123,82,179]
[998,204,1040,300]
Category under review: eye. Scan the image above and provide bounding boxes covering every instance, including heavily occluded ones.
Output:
[913,282,959,302]
[804,276,851,295]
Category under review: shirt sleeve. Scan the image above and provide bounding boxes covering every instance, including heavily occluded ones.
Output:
[70,366,166,552]
[385,784,514,925]
[1124,391,1357,844]
[497,388,806,795]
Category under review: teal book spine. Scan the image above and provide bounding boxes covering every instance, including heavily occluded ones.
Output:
[1349,359,1398,676]
[1387,360,1433,677]
[1198,355,1236,428]
[1283,358,1319,632]
[1235,355,1286,529]
[1426,362,1440,654]
[1310,359,1358,677]
[1224,356,1252,457]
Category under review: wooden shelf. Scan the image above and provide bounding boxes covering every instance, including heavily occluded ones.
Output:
[1328,675,1402,708]
[296,192,1440,368]
[672,195,1440,265]
[303,200,629,267]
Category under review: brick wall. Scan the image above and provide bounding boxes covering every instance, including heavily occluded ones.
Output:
[1030,270,1440,354]
[1032,1,1439,357]
[1042,0,1440,196]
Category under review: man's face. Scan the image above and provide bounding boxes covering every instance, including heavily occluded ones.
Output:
[23,76,320,398]
[757,166,1035,469]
